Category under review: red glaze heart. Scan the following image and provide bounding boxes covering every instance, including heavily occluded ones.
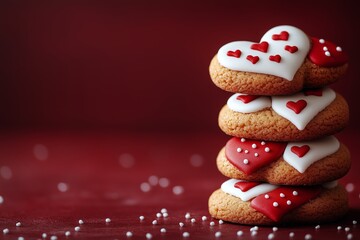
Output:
[227,49,241,58]
[251,186,322,222]
[286,100,307,114]
[225,137,287,175]
[304,89,323,96]
[269,54,281,63]
[236,95,259,104]
[251,41,269,53]
[285,45,298,53]
[246,55,260,64]
[272,31,289,41]
[291,145,310,158]
[234,181,260,192]
[308,37,348,67]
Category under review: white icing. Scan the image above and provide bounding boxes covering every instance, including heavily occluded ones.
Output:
[221,179,278,202]
[283,136,340,173]
[217,25,310,80]
[322,180,338,189]
[227,93,271,113]
[272,88,336,130]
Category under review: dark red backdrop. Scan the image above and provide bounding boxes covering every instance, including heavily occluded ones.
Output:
[0,0,359,133]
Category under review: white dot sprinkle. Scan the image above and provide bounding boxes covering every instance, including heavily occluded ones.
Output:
[346,183,355,192]
[347,233,353,239]
[0,166,12,180]
[105,218,111,223]
[163,212,169,218]
[323,46,328,51]
[191,218,196,223]
[57,182,69,192]
[42,233,47,238]
[65,231,71,237]
[250,226,259,231]
[185,212,191,219]
[237,230,243,236]
[243,159,249,165]
[146,233,152,239]
[152,220,157,225]
[345,227,350,232]
[179,222,184,227]
[265,147,270,152]
[74,226,80,231]
[119,153,135,168]
[261,141,266,145]
[293,191,298,196]
[210,221,215,226]
[265,194,270,199]
[215,231,222,237]
[287,200,292,205]
[18,237,25,240]
[280,193,285,198]
[336,46,342,52]
[237,148,242,153]
[289,232,295,238]
[245,150,249,154]
[252,144,257,149]
[183,232,190,238]
[50,236,57,240]
[254,153,259,157]
[319,39,325,43]
[173,186,184,195]
[139,216,145,221]
[190,154,204,167]
[160,228,166,233]
[159,178,170,188]
[272,227,278,232]
[148,175,159,186]
[241,138,246,142]
[353,220,357,225]
[3,228,9,234]
[0,196,3,204]
[337,226,342,230]
[219,219,224,224]
[16,222,21,227]
[202,216,207,221]
[161,208,167,213]
[315,225,320,229]
[268,233,275,239]
[305,233,312,240]
[325,51,331,57]
[273,202,279,207]
[251,231,258,236]
[156,213,162,218]
[79,219,84,224]
[126,231,133,237]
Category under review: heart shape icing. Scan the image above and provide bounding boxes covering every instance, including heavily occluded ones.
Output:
[286,100,307,114]
[217,25,310,80]
[290,145,310,158]
[228,93,271,113]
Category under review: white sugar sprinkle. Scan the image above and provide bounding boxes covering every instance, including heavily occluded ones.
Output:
[305,234,312,240]
[126,231,133,237]
[105,218,111,223]
[273,202,279,207]
[163,212,169,218]
[156,213,162,218]
[289,232,295,238]
[261,141,266,145]
[347,233,353,239]
[353,220,357,225]
[0,196,3,204]
[50,236,57,240]
[251,231,258,236]
[139,216,145,221]
[268,233,275,239]
[215,231,222,237]
[287,200,292,205]
[336,46,342,52]
[325,51,331,57]
[179,222,184,227]
[319,39,325,43]
[323,46,328,51]
[152,220,157,225]
[265,147,270,152]
[65,231,71,237]
[243,159,249,164]
[210,221,215,226]
[3,228,9,234]
[337,226,342,230]
[140,182,151,192]
[272,227,278,232]
[160,228,166,233]
[74,226,80,231]
[183,232,190,238]
[251,226,258,231]
[79,219,84,224]
[315,225,320,229]
[219,219,224,224]
[265,194,270,199]
[173,186,184,195]
[16,222,21,227]
[185,212,191,219]
[345,227,350,232]
[191,218,196,223]
[146,233,152,239]
[237,148,242,153]
[241,138,246,142]
[254,153,259,157]
[42,233,47,238]
[245,150,249,154]
[293,191,298,196]
[18,237,25,240]
[237,230,243,236]
[161,208,167,213]
[280,193,285,198]
[159,178,170,188]
[202,216,207,221]
[148,175,159,186]
[252,144,257,149]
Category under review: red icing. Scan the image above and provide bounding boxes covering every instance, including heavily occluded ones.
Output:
[304,89,323,96]
[227,49,241,58]
[251,186,322,222]
[246,55,260,64]
[269,54,281,63]
[285,45,298,53]
[272,31,289,41]
[308,37,348,67]
[225,137,287,175]
[236,95,259,104]
[234,181,260,192]
[286,100,307,114]
[250,41,269,53]
[291,145,310,158]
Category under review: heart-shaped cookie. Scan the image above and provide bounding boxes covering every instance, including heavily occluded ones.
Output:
[217,25,310,80]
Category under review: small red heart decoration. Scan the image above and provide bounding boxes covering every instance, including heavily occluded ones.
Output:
[234,181,260,192]
[285,45,298,53]
[227,49,241,58]
[272,31,289,41]
[236,95,259,104]
[291,145,310,158]
[269,54,281,63]
[304,89,323,96]
[286,100,307,114]
[251,41,269,53]
[246,55,260,64]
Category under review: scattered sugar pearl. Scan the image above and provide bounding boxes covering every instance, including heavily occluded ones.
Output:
[345,227,350,232]
[79,219,84,224]
[0,196,3,204]
[265,194,270,199]
[183,232,190,238]
[254,153,259,157]
[161,208,167,213]
[292,191,298,196]
[57,182,69,192]
[126,231,133,237]
[159,178,170,188]
[325,51,331,57]
[319,39,325,43]
[250,226,259,231]
[148,175,159,186]
[289,232,295,238]
[105,218,111,223]
[74,226,80,232]
[323,46,328,51]
[50,236,57,240]
[346,183,355,192]
[163,212,169,218]
[219,220,224,224]
[237,230,243,236]
[202,216,207,221]
[268,233,275,239]
[261,141,266,145]
[280,193,285,198]
[3,228,9,234]
[287,200,292,205]
[336,46,342,52]
[243,159,249,165]
[272,227,278,232]
[139,216,145,221]
[191,218,196,223]
[251,231,258,236]
[236,148,242,153]
[140,182,151,192]
[265,147,270,152]
[244,150,249,154]
[273,202,279,207]
[252,144,257,149]
[156,213,162,218]
[347,233,353,239]
[146,233,152,239]
[353,220,357,225]
[179,222,184,227]
[18,237,25,240]
[160,228,166,233]
[315,225,320,230]
[337,226,342,230]
[185,212,191,219]
[215,231,222,237]
[173,186,184,195]
[16,222,21,227]
[42,233,47,238]
[152,220,158,225]
[65,231,71,237]
[305,233,312,240]
[210,221,215,226]
[241,138,246,142]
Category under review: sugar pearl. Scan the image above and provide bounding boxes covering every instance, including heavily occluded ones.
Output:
[210,221,215,226]
[241,138,246,142]
[126,231,133,237]
[146,233,152,239]
[268,233,275,239]
[185,212,191,219]
[79,219,84,224]
[254,153,259,157]
[325,51,331,57]
[183,232,190,238]
[337,226,342,230]
[261,141,266,145]
[287,200,292,205]
[336,46,342,52]
[139,216,145,221]
[191,218,196,223]
[323,46,328,51]
[243,159,249,164]
[272,227,278,232]
[202,216,207,221]
[345,227,350,232]
[3,228,9,234]
[315,225,320,229]
[252,144,257,149]
[160,228,166,233]
[163,212,168,218]
[353,220,357,225]
[65,231,71,237]
[245,150,249,154]
[42,233,47,238]
[319,39,325,43]
[74,226,80,232]
[237,230,243,236]
[280,193,285,198]
[265,194,270,199]
[289,232,295,238]
[152,220,157,225]
[161,208,167,213]
[305,234,312,240]
[105,218,111,223]
[347,233,353,239]
[273,202,279,207]
[156,213,162,218]
[219,220,224,224]
[179,222,184,227]
[215,231,222,237]
[50,236,58,240]
[236,148,242,153]
[265,147,270,152]
[292,191,298,196]
[16,222,21,227]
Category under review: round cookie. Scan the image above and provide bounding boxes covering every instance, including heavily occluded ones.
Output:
[208,180,348,225]
[216,136,351,185]
[209,25,348,95]
[218,88,349,141]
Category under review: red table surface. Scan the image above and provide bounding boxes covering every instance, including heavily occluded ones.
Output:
[0,130,359,240]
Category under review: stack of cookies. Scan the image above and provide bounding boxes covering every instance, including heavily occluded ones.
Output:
[208,25,350,225]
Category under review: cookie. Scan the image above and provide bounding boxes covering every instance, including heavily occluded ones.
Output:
[209,25,348,95]
[218,88,349,141]
[216,136,351,185]
[208,179,348,225]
